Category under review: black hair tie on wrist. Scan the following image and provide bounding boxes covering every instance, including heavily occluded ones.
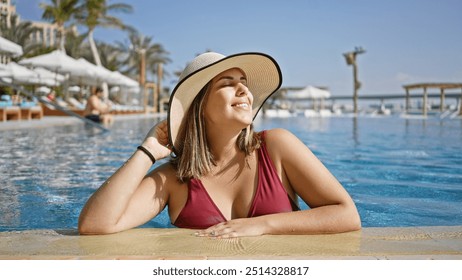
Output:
[137,145,156,164]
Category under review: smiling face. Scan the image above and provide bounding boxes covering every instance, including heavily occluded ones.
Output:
[203,68,254,129]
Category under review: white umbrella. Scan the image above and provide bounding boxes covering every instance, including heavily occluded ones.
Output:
[19,50,94,78]
[33,67,66,86]
[0,62,39,84]
[72,58,113,86]
[68,85,80,92]
[286,86,331,99]
[36,86,51,94]
[107,71,139,88]
[0,36,23,57]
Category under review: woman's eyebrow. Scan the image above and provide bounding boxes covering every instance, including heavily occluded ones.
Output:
[216,76,247,82]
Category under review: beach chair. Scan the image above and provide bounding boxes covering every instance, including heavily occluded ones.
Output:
[0,95,22,121]
[20,101,43,120]
[40,97,85,117]
[55,97,70,108]
[67,97,86,110]
[0,107,21,121]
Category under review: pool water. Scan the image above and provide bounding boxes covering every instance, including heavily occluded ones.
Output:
[1,115,461,231]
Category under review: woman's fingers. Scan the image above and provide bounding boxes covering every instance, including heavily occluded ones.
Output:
[154,120,169,146]
[195,222,243,239]
[141,120,172,160]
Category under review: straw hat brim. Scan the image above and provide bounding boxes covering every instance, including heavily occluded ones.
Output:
[167,52,282,152]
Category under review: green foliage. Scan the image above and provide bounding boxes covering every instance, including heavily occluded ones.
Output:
[0,86,14,96]
[3,0,171,85]
[116,31,171,82]
[0,15,42,61]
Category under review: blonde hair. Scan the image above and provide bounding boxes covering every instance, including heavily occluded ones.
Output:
[171,82,260,182]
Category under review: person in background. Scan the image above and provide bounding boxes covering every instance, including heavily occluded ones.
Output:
[46,91,56,101]
[79,52,361,238]
[83,87,113,125]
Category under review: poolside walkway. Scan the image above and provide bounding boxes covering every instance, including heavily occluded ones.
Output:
[1,226,461,259]
[0,113,166,131]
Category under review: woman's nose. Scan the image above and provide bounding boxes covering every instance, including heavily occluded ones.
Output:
[236,83,251,97]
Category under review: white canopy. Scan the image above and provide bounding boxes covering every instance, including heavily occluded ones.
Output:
[19,50,94,78]
[106,71,139,88]
[0,62,39,85]
[33,67,66,86]
[286,86,331,99]
[36,86,52,94]
[73,58,114,86]
[0,36,23,57]
[72,58,140,89]
[17,50,140,97]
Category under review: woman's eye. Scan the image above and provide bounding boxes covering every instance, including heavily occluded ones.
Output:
[220,83,232,88]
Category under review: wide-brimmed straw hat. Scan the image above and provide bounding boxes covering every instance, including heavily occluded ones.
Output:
[167,51,282,152]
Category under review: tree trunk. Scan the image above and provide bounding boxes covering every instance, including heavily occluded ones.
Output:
[88,29,102,66]
[59,26,66,53]
[88,29,108,100]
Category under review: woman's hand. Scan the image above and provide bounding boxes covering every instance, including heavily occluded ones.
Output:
[195,218,266,239]
[141,119,172,161]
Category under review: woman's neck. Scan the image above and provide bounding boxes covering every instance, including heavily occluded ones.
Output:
[203,125,254,180]
[205,122,241,156]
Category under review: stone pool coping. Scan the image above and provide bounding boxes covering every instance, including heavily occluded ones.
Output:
[0,113,165,131]
[1,226,461,260]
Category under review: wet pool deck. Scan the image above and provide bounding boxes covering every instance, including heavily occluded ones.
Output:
[1,226,461,260]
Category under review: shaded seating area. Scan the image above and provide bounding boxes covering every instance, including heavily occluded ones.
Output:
[39,94,144,116]
[40,96,85,117]
[403,83,462,116]
[20,101,43,120]
[110,103,145,115]
[1,95,43,122]
[0,95,20,121]
[0,105,21,121]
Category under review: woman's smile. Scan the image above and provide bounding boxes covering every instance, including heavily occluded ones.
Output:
[232,102,250,109]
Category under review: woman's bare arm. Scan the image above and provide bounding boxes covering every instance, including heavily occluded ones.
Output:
[198,128,361,238]
[78,120,173,234]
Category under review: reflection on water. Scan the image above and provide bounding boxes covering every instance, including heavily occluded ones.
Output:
[1,115,462,231]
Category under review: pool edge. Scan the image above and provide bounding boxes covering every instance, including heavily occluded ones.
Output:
[1,226,461,260]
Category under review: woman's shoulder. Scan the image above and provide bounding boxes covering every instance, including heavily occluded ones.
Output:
[148,162,184,187]
[257,128,299,156]
[259,128,296,144]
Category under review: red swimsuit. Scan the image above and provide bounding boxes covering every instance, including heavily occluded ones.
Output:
[173,131,299,229]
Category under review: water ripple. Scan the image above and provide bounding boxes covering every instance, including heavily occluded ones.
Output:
[1,115,462,230]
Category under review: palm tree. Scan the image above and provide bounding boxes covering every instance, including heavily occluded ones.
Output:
[117,31,170,83]
[82,41,124,71]
[95,42,125,71]
[40,0,80,52]
[65,31,90,58]
[76,0,133,67]
[0,15,41,59]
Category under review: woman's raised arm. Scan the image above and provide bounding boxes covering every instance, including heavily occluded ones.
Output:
[78,120,172,234]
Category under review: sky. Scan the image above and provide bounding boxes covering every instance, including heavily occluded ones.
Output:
[13,0,462,97]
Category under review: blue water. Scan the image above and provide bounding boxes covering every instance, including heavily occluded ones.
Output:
[1,115,461,231]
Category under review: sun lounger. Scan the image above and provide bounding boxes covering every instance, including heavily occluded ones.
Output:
[55,97,70,108]
[111,103,144,115]
[0,105,21,121]
[1,96,22,121]
[40,103,85,117]
[67,97,86,110]
[20,106,43,120]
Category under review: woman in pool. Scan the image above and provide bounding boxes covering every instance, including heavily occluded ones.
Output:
[78,52,361,237]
